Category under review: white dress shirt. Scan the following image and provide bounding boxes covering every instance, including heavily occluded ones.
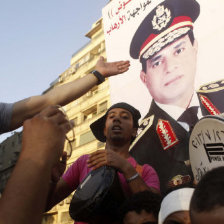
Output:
[155,93,202,132]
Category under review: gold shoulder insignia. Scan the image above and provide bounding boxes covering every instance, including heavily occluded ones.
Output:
[156,119,178,150]
[129,115,154,151]
[199,94,220,115]
[197,79,224,93]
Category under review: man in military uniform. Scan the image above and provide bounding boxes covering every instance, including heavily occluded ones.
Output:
[129,0,224,194]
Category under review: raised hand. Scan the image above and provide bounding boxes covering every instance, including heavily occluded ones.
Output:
[21,105,73,166]
[95,56,130,77]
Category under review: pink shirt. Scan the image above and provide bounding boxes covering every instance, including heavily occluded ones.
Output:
[63,155,160,224]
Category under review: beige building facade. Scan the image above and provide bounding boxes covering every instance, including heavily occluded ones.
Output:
[42,18,111,224]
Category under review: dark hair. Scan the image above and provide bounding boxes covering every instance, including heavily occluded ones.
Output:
[141,30,195,73]
[119,191,161,223]
[190,166,224,214]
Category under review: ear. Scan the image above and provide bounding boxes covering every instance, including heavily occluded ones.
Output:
[140,70,147,84]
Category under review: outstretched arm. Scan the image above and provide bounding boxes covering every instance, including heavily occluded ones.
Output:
[10,57,130,131]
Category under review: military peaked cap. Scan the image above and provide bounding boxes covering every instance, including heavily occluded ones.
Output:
[130,0,200,60]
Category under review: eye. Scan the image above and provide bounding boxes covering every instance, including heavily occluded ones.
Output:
[121,113,130,119]
[122,115,129,119]
[108,114,115,119]
[175,47,184,55]
[152,60,162,68]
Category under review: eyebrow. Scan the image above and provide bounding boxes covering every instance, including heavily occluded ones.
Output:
[150,40,186,63]
[150,55,162,63]
[173,40,186,49]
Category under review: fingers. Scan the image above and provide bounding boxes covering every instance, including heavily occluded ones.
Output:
[95,57,130,77]
[87,150,107,170]
[22,106,73,166]
[87,158,106,170]
[88,150,106,163]
[117,60,130,73]
[38,105,61,117]
[38,106,73,134]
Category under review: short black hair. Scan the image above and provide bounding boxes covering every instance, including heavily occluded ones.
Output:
[119,191,161,223]
[190,166,224,214]
[141,30,195,73]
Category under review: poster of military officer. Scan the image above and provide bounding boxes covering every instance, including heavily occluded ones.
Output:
[102,0,224,194]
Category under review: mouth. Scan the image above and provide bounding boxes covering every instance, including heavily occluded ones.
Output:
[112,125,122,132]
[164,75,183,87]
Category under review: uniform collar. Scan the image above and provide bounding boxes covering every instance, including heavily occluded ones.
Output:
[154,93,202,131]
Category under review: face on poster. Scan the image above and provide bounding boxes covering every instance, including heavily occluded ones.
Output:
[102,0,224,117]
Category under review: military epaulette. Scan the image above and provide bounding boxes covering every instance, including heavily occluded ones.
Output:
[197,79,224,116]
[197,79,224,93]
[129,115,154,151]
[156,119,179,150]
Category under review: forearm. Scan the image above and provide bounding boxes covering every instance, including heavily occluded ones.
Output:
[122,163,159,194]
[10,73,98,130]
[0,157,52,224]
[45,177,73,212]
[10,57,129,131]
[45,73,98,106]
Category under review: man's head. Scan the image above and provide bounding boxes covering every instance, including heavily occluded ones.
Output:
[119,190,162,224]
[190,167,224,224]
[130,0,200,107]
[90,102,141,144]
[159,188,194,224]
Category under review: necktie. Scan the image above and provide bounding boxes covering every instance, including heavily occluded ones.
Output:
[177,106,199,132]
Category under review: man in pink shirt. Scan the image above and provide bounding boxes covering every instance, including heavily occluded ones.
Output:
[47,102,160,223]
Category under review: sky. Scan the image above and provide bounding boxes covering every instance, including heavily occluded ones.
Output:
[0,0,108,142]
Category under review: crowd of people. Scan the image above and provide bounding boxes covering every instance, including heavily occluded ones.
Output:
[1,0,224,223]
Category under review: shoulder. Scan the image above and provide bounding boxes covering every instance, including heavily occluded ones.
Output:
[69,154,89,170]
[129,115,155,151]
[197,79,224,93]
[197,79,224,115]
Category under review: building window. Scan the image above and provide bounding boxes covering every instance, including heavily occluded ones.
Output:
[72,117,78,126]
[79,131,96,146]
[98,101,108,114]
[82,105,97,122]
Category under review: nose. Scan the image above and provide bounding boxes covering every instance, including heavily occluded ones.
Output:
[165,56,179,74]
[112,115,121,124]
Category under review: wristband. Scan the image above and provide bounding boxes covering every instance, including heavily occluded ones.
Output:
[91,70,105,84]
[126,173,139,183]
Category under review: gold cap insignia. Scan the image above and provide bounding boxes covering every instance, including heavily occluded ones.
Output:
[152,5,171,31]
